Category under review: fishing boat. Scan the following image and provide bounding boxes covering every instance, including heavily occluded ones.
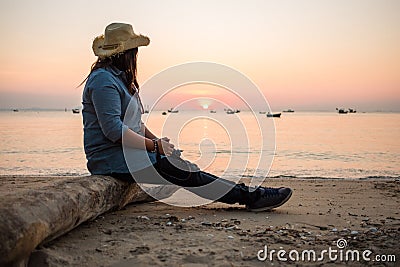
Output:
[13,109,19,112]
[162,111,167,115]
[72,108,80,114]
[348,108,357,113]
[226,109,235,114]
[167,108,179,113]
[210,110,217,113]
[336,108,348,114]
[259,111,266,114]
[267,112,281,118]
[283,109,295,113]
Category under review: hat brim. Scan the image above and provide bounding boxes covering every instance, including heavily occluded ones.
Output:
[92,34,150,59]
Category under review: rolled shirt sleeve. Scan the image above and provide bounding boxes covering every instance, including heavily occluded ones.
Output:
[91,85,124,142]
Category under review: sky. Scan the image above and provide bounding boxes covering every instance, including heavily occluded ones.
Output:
[0,0,399,111]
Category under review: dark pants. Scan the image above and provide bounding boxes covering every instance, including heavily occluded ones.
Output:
[111,157,258,205]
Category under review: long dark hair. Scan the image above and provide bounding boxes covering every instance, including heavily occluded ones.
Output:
[80,48,139,95]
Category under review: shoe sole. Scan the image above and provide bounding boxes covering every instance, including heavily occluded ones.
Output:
[246,189,293,212]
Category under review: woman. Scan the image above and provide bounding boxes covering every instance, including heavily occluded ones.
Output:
[82,22,292,211]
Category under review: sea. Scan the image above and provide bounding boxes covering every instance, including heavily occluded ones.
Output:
[0,110,399,179]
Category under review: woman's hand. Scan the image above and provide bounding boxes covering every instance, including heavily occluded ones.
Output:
[160,136,170,143]
[157,137,174,156]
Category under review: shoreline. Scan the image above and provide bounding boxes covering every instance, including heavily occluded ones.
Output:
[2,109,400,113]
[18,177,399,266]
[2,174,400,181]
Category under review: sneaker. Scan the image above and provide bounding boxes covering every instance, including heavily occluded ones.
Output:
[246,187,292,211]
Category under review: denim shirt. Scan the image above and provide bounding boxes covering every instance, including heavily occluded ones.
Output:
[82,66,155,174]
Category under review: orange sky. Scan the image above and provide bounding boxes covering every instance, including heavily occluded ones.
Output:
[0,0,399,111]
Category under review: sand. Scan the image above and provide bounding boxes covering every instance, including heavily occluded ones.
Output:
[28,178,399,266]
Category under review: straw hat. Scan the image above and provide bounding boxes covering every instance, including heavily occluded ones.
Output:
[92,23,150,59]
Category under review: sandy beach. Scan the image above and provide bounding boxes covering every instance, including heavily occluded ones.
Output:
[2,1,400,266]
[26,178,399,266]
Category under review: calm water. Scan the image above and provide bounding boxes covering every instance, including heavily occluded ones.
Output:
[0,110,399,179]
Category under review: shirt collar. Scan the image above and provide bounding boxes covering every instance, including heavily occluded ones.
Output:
[105,66,130,88]
[106,66,124,77]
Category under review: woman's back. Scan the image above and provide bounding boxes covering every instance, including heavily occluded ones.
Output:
[82,66,132,174]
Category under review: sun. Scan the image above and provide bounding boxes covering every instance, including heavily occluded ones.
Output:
[202,104,209,109]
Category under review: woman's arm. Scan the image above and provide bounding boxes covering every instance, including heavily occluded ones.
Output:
[142,123,158,140]
[142,123,171,144]
[91,83,126,143]
[123,128,155,150]
[89,74,173,155]
[124,127,174,155]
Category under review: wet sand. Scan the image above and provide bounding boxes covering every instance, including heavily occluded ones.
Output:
[29,178,399,266]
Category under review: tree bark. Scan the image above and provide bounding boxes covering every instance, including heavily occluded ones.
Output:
[0,175,178,266]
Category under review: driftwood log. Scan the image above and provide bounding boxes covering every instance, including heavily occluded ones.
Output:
[0,175,178,266]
